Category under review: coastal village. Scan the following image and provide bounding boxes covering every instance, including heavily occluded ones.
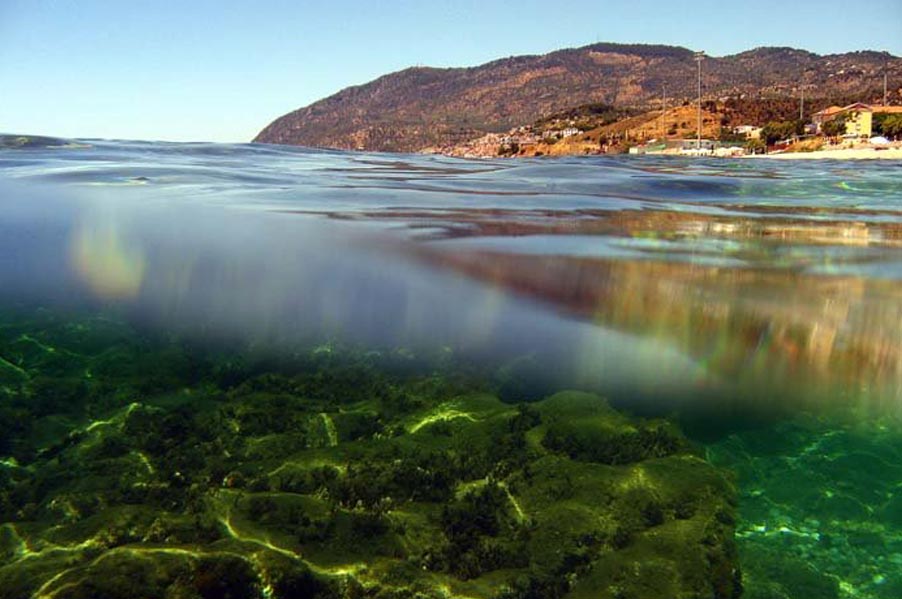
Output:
[255,42,902,158]
[431,100,902,159]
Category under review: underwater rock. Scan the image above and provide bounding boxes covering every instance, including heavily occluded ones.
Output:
[739,544,839,599]
[538,391,686,465]
[709,418,902,599]
[0,357,28,387]
[0,547,269,599]
[493,354,559,403]
[0,310,741,599]
[881,494,902,528]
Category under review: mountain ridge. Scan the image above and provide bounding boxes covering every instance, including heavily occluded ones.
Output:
[254,42,901,152]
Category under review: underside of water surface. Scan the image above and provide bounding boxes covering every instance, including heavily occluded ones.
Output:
[0,136,900,598]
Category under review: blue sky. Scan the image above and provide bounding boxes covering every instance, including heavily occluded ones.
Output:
[1,0,900,142]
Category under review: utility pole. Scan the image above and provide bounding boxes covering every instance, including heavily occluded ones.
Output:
[800,86,804,121]
[694,52,705,150]
[661,85,667,139]
[885,72,889,106]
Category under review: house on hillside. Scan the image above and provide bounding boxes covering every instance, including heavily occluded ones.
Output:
[733,125,761,140]
[812,103,902,138]
[541,128,581,141]
[811,105,845,133]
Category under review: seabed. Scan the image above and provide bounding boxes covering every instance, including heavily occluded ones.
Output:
[1,306,899,599]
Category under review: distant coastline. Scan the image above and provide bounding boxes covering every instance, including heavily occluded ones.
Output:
[750,146,902,159]
[255,42,902,154]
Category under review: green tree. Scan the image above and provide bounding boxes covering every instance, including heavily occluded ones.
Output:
[821,115,847,138]
[718,129,747,143]
[760,120,804,145]
[745,139,766,154]
[878,114,902,139]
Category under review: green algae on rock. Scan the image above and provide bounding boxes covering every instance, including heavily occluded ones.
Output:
[0,308,741,599]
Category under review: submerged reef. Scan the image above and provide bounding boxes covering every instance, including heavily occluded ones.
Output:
[0,306,741,598]
[709,417,902,599]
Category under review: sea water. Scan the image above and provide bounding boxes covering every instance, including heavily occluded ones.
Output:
[0,136,900,599]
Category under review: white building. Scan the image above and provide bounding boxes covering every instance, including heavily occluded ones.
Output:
[733,125,761,140]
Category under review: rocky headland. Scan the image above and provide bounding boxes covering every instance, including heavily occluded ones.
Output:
[254,43,902,154]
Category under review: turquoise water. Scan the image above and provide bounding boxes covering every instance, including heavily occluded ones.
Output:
[0,136,900,598]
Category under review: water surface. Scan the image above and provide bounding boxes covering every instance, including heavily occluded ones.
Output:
[1,137,900,598]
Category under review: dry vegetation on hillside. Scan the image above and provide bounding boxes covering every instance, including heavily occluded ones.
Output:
[255,43,901,152]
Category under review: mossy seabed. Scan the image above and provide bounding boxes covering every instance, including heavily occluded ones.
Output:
[6,305,890,599]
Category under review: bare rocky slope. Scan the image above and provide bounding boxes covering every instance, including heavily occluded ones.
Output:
[254,43,901,152]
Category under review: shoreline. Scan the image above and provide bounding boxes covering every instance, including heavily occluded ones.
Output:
[748,147,902,160]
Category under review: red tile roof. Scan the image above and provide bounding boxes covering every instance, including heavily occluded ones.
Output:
[813,105,844,117]
[814,103,902,118]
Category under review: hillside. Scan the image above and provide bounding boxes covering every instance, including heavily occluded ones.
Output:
[437,92,890,158]
[254,43,901,152]
[439,104,725,158]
